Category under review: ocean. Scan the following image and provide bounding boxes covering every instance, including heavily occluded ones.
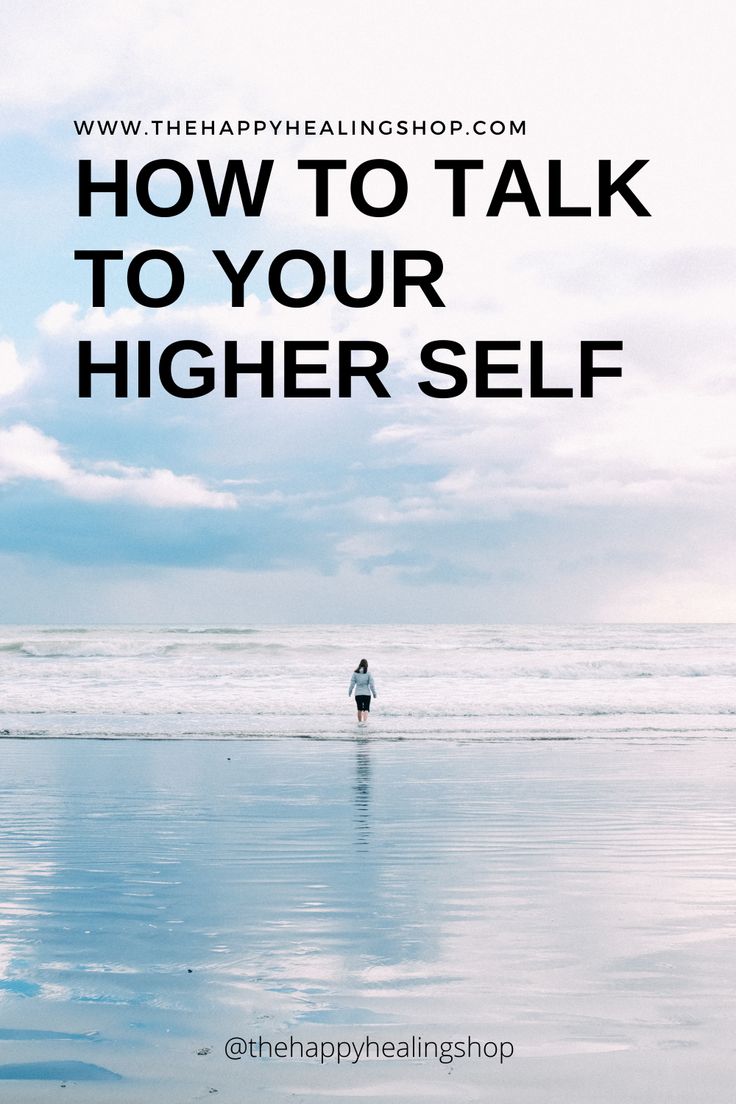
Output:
[2,622,735,740]
[1,625,734,1101]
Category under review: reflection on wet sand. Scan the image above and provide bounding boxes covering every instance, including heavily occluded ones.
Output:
[353,737,372,848]
[0,736,734,1102]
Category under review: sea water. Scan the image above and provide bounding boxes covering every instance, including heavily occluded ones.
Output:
[1,622,735,740]
[0,625,735,1101]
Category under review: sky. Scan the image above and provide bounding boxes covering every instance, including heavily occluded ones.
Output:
[0,0,734,623]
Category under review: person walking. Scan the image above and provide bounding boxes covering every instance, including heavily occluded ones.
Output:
[349,658,377,727]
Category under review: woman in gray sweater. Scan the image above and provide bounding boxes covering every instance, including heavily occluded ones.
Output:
[348,658,377,727]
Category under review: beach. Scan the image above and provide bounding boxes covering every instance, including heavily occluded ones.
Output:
[0,626,735,1101]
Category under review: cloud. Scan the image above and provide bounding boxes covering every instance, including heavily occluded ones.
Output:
[30,275,736,534]
[0,338,33,397]
[0,423,236,509]
[37,301,143,339]
[2,2,734,621]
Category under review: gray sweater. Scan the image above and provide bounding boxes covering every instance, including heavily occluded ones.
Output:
[348,670,377,698]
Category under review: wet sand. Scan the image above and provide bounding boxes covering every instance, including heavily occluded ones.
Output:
[0,735,734,1101]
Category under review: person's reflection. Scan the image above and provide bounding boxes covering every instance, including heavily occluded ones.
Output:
[353,737,372,849]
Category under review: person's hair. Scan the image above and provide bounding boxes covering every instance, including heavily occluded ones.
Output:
[355,658,368,673]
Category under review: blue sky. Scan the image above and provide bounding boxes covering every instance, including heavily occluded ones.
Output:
[0,0,734,622]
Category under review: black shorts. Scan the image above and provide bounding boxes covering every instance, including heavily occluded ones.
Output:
[355,695,371,711]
